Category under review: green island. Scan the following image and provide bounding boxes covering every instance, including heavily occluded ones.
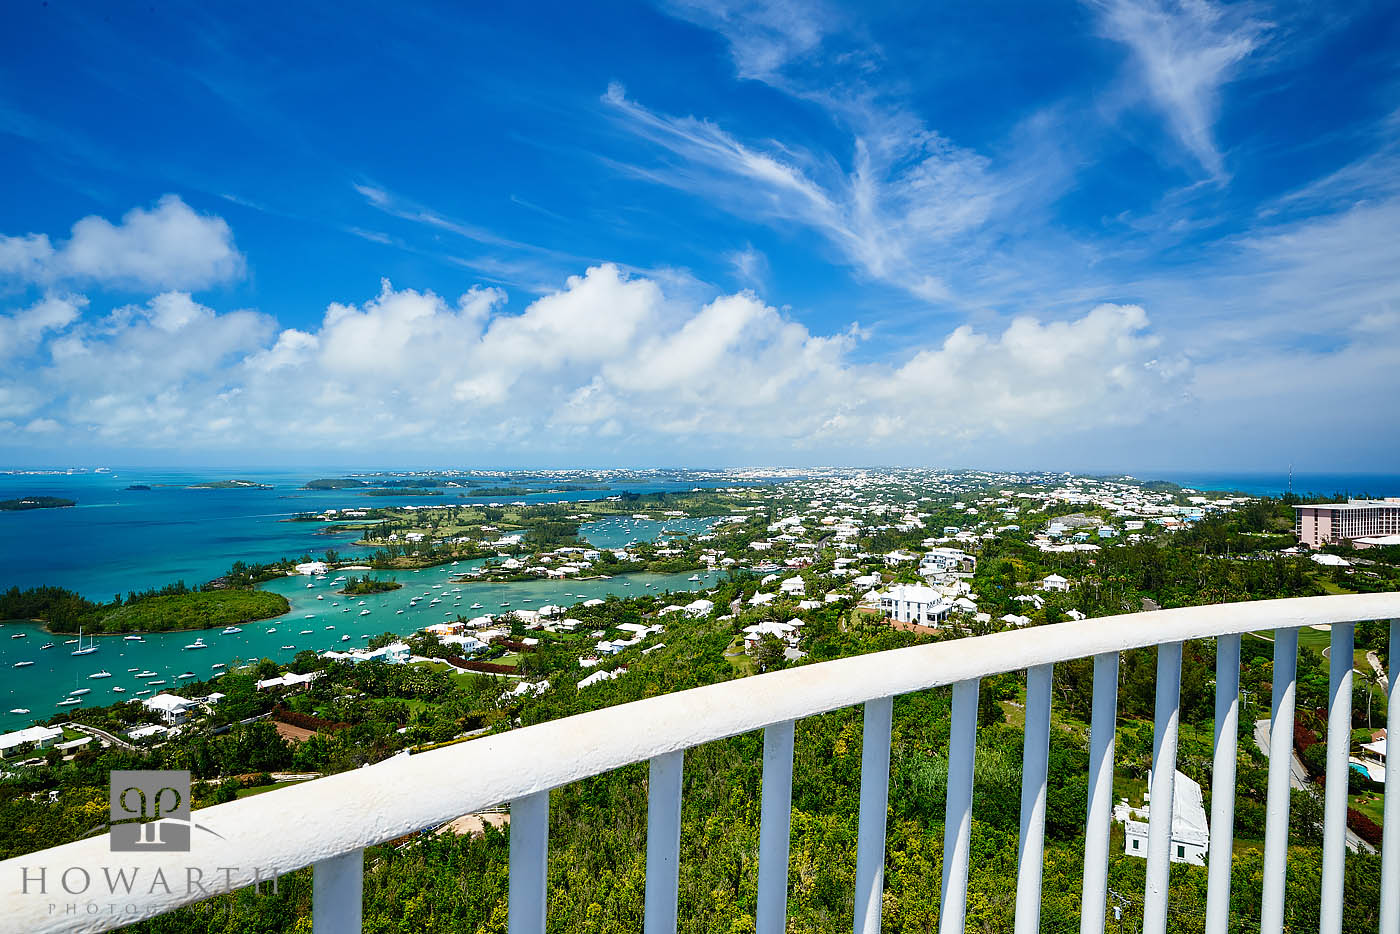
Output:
[0,496,76,511]
[0,584,289,634]
[338,575,402,595]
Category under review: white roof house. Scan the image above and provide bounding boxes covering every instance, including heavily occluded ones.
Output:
[142,693,197,724]
[294,561,329,576]
[1041,574,1070,592]
[876,584,951,627]
[1114,769,1209,865]
[0,724,64,758]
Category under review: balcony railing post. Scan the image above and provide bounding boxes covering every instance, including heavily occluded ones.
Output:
[510,791,550,934]
[1081,651,1119,934]
[1261,627,1299,934]
[757,719,796,934]
[645,751,685,934]
[854,697,893,934]
[1204,633,1240,934]
[940,678,980,934]
[312,848,363,934]
[1142,641,1182,934]
[1319,623,1355,934]
[1379,618,1400,934]
[1014,664,1053,934]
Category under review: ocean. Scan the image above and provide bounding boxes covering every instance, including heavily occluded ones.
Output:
[1143,471,1400,499]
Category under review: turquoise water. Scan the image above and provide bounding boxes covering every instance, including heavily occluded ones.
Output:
[577,515,721,549]
[1,562,727,721]
[0,469,737,599]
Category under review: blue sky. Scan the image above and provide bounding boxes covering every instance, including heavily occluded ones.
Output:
[1,0,1398,471]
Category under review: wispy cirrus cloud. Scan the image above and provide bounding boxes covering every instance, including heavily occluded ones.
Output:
[1086,0,1268,180]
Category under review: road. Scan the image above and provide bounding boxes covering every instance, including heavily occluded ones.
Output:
[1252,718,1375,855]
[68,721,136,752]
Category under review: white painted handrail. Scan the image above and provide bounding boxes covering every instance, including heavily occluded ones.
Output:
[2,592,1398,934]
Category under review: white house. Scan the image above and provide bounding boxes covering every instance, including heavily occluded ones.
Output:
[0,724,64,758]
[294,561,329,576]
[1041,574,1070,592]
[683,598,715,617]
[876,584,951,627]
[142,693,197,725]
[1113,770,1209,865]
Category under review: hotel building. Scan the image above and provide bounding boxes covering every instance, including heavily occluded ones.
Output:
[1294,498,1400,547]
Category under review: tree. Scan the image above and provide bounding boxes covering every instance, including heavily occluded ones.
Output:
[753,634,785,672]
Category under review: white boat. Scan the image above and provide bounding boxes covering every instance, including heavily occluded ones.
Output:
[471,603,483,609]
[326,625,335,630]
[359,609,371,616]
[63,639,77,645]
[267,628,277,633]
[396,609,404,614]
[177,672,196,679]
[123,634,143,641]
[299,629,313,634]
[689,575,702,581]
[360,634,370,639]
[221,626,242,634]
[40,642,54,650]
[136,670,157,678]
[211,663,226,669]
[71,627,97,656]
[317,595,324,601]
[304,614,314,619]
[135,690,151,697]
[12,661,33,668]
[69,688,91,696]
[89,670,112,679]
[57,698,82,706]
[127,668,138,672]
[9,632,26,639]
[112,687,126,694]
[147,680,167,686]
[9,708,30,714]
[341,634,351,641]
[184,639,207,650]
[306,583,313,588]
[281,644,295,650]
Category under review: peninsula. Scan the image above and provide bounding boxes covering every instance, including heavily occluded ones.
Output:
[0,496,75,511]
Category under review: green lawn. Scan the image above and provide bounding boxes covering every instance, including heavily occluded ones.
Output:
[234,780,298,799]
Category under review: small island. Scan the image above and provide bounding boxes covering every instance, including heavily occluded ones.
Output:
[0,496,76,511]
[338,575,402,595]
[0,585,289,634]
[304,478,370,490]
[187,479,274,490]
[125,484,152,491]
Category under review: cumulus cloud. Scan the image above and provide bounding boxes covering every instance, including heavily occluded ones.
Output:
[3,263,1184,458]
[0,195,244,291]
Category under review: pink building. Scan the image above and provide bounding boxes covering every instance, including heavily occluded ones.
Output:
[1294,499,1400,547]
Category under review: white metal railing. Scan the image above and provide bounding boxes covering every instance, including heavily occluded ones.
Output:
[2,593,1398,934]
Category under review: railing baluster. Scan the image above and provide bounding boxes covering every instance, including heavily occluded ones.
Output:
[509,791,550,934]
[1142,641,1182,934]
[940,677,980,934]
[1379,618,1399,934]
[854,697,893,934]
[1081,651,1119,934]
[1204,633,1240,934]
[312,848,363,934]
[645,751,684,934]
[1319,623,1355,934]
[1015,664,1053,934]
[1261,627,1299,934]
[756,719,795,934]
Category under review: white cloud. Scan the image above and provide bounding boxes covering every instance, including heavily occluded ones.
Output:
[0,293,86,360]
[658,0,837,81]
[0,195,244,291]
[5,264,1185,459]
[1087,0,1267,179]
[602,85,1006,304]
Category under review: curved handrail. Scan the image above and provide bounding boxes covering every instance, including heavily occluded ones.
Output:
[4,592,1397,933]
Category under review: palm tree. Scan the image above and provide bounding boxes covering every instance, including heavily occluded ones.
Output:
[1359,664,1384,729]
